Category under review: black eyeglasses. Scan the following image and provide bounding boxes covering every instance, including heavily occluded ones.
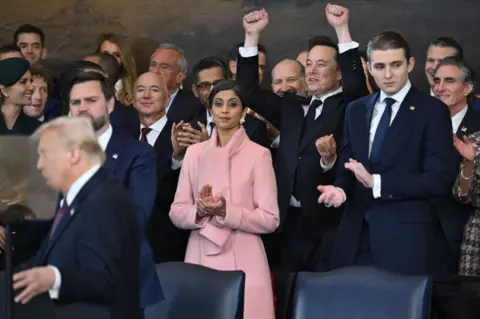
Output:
[196,80,223,91]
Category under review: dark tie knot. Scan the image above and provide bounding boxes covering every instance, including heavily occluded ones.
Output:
[209,122,216,129]
[141,127,152,136]
[310,99,323,109]
[384,97,396,109]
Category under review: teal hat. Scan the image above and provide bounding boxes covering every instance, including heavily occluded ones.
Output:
[0,58,30,87]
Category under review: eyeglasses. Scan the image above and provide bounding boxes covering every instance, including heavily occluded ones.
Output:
[196,80,223,91]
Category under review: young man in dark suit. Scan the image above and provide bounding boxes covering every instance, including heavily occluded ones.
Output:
[319,31,457,276]
[14,116,140,319]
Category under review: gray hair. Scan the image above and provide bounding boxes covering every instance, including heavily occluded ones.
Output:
[157,43,188,74]
[434,56,475,84]
[32,116,105,165]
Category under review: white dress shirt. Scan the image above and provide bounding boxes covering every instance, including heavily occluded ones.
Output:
[206,110,214,136]
[97,124,113,151]
[49,164,102,299]
[451,105,468,134]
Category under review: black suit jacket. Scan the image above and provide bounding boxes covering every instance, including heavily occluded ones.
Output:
[23,167,140,319]
[432,106,480,268]
[191,110,271,149]
[167,89,204,123]
[0,111,41,135]
[141,120,189,263]
[236,48,369,236]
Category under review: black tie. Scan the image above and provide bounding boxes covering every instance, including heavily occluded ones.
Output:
[300,99,322,141]
[209,122,215,136]
[370,97,396,167]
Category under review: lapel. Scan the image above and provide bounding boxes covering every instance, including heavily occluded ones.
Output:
[377,87,417,158]
[456,107,477,139]
[298,93,342,153]
[167,90,182,121]
[104,129,122,175]
[41,168,106,262]
[359,93,381,168]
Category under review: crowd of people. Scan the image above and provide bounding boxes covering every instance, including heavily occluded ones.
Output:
[0,3,478,318]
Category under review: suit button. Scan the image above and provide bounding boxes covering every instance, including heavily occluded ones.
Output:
[298,156,301,160]
[388,195,393,198]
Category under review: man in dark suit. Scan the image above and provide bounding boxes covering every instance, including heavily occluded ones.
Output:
[430,56,480,269]
[132,71,188,263]
[149,43,203,123]
[237,9,368,272]
[14,116,140,319]
[67,71,163,310]
[188,56,270,148]
[319,31,457,276]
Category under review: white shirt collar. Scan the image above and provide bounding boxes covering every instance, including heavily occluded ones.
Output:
[115,79,123,92]
[140,114,168,132]
[167,88,180,111]
[379,80,412,105]
[452,105,468,134]
[206,110,213,125]
[311,86,343,105]
[97,124,113,151]
[64,164,102,206]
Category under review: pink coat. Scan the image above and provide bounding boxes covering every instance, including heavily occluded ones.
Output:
[170,127,279,319]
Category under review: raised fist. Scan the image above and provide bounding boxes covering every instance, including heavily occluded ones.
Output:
[325,3,349,28]
[243,9,269,35]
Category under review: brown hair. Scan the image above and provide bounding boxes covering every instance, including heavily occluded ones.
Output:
[96,33,137,106]
[30,63,53,95]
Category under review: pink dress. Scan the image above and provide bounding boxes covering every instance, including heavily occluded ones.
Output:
[170,127,279,319]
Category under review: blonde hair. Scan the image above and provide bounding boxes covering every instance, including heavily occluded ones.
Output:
[32,116,105,165]
[96,33,138,106]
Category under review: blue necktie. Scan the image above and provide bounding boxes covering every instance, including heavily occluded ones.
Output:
[370,97,396,166]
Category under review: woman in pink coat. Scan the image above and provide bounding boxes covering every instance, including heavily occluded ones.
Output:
[170,80,279,319]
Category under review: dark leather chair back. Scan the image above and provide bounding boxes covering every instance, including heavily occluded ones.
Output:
[0,273,109,319]
[145,262,245,319]
[291,266,431,319]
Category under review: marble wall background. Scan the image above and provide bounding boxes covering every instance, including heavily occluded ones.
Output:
[0,0,478,87]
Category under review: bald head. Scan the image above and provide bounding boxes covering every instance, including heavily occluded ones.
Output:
[296,50,308,68]
[133,72,169,119]
[271,59,306,96]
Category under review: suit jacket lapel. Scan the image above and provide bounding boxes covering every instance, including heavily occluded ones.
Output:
[379,88,416,157]
[104,130,122,175]
[40,168,107,263]
[360,93,379,169]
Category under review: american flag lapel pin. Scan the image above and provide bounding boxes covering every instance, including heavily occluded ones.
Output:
[409,106,415,111]
[70,208,75,216]
[461,126,467,132]
[112,154,118,159]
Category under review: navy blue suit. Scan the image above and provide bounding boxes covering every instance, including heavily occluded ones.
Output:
[104,128,164,308]
[23,167,140,319]
[331,86,457,276]
[110,99,140,139]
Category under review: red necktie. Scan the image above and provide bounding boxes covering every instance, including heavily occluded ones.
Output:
[49,201,69,239]
[140,127,152,143]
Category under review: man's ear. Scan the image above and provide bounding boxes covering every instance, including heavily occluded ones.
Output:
[41,48,47,60]
[192,84,199,98]
[229,60,237,76]
[107,98,115,115]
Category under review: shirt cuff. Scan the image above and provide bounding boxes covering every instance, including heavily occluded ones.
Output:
[171,156,183,170]
[372,174,381,198]
[48,265,61,300]
[239,46,258,58]
[320,155,337,172]
[338,41,359,54]
[336,187,347,202]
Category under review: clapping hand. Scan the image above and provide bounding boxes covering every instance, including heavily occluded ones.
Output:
[197,185,226,218]
[454,134,477,162]
[344,159,374,188]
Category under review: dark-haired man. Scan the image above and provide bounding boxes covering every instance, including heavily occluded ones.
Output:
[425,37,464,94]
[187,56,269,148]
[14,24,47,64]
[23,63,58,122]
[319,31,457,276]
[237,8,368,273]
